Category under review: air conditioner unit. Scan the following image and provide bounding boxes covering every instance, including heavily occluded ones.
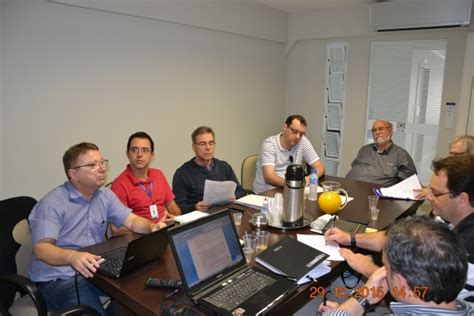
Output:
[370,0,472,32]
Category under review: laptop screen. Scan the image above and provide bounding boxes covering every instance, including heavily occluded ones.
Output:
[169,211,244,289]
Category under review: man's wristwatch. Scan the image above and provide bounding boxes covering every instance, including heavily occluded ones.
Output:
[350,234,357,248]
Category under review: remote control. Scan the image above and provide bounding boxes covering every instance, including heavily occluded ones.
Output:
[145,277,182,289]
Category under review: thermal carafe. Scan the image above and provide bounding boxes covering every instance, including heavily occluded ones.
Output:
[282,164,305,227]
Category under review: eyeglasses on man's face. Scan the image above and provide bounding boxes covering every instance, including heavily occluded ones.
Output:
[194,141,216,147]
[371,126,391,133]
[72,159,109,171]
[427,188,454,199]
[288,125,305,137]
[129,147,152,154]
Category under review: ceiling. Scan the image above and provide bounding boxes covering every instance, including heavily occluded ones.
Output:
[253,0,376,13]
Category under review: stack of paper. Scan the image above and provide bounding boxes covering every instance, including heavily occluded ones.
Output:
[235,194,273,210]
[203,180,236,205]
[373,174,422,200]
[174,211,209,224]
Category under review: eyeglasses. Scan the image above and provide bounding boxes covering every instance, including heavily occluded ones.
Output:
[427,189,453,199]
[371,126,391,133]
[72,159,109,171]
[288,126,305,137]
[194,141,216,147]
[129,147,152,154]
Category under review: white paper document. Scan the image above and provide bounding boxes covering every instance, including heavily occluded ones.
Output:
[235,194,273,210]
[374,174,422,200]
[329,46,346,74]
[203,180,236,205]
[174,211,209,224]
[324,131,340,158]
[297,234,344,261]
[299,261,332,285]
[328,74,344,102]
[326,103,342,131]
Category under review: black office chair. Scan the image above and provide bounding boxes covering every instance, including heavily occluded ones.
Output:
[0,196,101,316]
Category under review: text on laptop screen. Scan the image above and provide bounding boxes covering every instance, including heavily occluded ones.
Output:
[171,214,243,288]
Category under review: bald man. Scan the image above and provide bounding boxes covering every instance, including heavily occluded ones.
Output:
[346,120,417,186]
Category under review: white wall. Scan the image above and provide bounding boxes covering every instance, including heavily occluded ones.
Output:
[1,0,286,199]
[286,4,472,176]
[51,0,288,43]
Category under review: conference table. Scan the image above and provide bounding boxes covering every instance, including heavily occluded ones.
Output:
[82,176,422,315]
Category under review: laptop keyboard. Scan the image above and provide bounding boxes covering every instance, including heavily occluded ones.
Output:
[97,248,126,277]
[204,269,276,311]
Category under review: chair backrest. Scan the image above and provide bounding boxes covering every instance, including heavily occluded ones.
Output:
[241,155,258,194]
[0,196,37,309]
[12,219,32,277]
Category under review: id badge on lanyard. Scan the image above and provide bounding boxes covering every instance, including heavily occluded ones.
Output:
[149,204,159,219]
[139,181,159,219]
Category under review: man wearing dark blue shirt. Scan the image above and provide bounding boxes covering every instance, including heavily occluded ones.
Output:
[172,126,246,213]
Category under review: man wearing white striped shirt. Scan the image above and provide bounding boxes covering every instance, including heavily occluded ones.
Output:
[321,216,471,315]
[253,115,325,194]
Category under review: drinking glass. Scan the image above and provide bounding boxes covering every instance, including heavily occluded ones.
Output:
[371,208,380,221]
[256,230,270,252]
[368,195,379,211]
[233,212,242,225]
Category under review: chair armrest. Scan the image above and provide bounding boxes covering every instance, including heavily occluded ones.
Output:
[0,274,47,315]
[53,304,101,316]
[0,274,101,316]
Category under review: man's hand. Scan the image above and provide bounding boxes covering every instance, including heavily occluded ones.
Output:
[325,227,351,246]
[364,266,388,305]
[68,251,101,278]
[195,201,211,211]
[162,211,175,224]
[318,300,339,313]
[150,212,176,231]
[413,187,428,200]
[339,248,379,278]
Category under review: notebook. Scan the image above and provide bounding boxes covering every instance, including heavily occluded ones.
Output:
[167,209,297,315]
[97,228,169,278]
[255,237,329,285]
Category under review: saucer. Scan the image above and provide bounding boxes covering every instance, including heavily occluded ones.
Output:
[268,218,311,231]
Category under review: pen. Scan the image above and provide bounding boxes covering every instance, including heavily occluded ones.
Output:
[165,288,180,298]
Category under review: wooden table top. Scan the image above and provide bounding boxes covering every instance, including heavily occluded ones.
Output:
[82,175,422,315]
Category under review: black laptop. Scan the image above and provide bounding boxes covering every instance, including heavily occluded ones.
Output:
[97,228,169,278]
[167,209,297,315]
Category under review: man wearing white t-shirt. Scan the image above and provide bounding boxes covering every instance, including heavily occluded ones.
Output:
[253,115,325,194]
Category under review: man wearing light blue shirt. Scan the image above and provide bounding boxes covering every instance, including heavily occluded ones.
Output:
[29,142,170,315]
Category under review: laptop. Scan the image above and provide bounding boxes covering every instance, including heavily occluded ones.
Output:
[97,227,169,278]
[167,209,297,315]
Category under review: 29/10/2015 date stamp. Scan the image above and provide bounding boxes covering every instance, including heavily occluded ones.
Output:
[309,286,429,300]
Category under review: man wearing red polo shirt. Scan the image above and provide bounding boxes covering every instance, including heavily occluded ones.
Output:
[110,132,180,236]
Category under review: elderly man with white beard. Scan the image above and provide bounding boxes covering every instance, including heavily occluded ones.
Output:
[345,119,417,186]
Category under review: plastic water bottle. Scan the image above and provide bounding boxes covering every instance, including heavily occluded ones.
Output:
[261,198,269,219]
[308,168,318,201]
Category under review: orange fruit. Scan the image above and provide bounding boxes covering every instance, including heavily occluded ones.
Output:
[318,192,341,214]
